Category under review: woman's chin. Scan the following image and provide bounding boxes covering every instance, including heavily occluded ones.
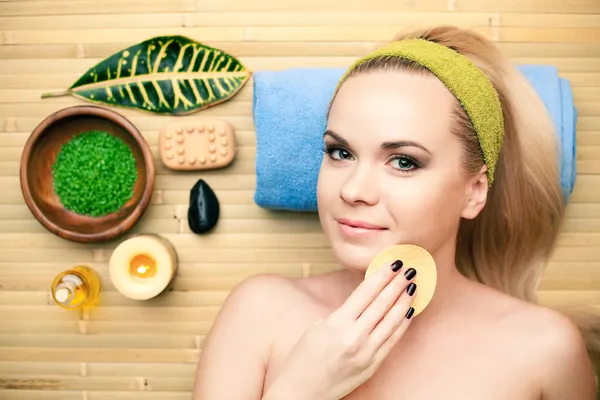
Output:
[330,242,382,273]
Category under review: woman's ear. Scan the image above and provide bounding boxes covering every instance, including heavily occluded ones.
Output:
[461,165,488,220]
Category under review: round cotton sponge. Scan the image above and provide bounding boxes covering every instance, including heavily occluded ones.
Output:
[365,244,438,317]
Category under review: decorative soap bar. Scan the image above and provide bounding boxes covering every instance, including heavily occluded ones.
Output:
[109,234,178,300]
[365,244,437,318]
[188,179,220,234]
[159,119,236,170]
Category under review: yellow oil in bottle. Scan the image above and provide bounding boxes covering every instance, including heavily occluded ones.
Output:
[51,265,101,310]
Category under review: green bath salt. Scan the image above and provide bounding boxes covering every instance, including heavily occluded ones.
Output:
[52,130,138,217]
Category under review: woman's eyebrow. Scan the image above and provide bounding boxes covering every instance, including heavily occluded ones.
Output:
[325,130,432,155]
[323,130,349,146]
[381,140,432,155]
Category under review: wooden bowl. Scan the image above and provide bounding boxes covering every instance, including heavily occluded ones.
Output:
[20,105,155,243]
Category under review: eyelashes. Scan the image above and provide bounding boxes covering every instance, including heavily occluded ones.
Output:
[389,155,422,172]
[321,143,422,173]
[322,144,353,161]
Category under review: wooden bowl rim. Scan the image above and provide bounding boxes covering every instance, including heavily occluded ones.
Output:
[19,105,156,243]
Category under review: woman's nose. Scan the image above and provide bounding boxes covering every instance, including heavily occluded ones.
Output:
[339,165,379,206]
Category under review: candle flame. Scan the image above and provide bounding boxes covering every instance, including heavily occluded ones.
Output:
[129,254,157,278]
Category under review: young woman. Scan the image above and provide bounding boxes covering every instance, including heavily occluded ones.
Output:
[192,26,598,399]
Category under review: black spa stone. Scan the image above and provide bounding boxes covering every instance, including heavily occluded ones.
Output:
[188,179,220,234]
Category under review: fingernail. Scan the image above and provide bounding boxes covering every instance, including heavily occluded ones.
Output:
[404,268,416,280]
[406,307,415,319]
[407,282,417,296]
[391,260,403,272]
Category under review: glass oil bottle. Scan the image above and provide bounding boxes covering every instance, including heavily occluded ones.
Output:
[51,265,102,310]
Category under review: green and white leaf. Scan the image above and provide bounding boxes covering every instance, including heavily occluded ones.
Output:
[42,35,251,115]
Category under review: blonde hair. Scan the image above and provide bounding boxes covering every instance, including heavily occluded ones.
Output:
[331,25,600,369]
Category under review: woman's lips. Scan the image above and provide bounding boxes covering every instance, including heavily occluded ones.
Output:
[336,218,387,238]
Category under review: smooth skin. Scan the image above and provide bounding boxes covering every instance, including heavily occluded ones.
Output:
[192,71,596,399]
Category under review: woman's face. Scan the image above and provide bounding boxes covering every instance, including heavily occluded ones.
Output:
[317,70,487,272]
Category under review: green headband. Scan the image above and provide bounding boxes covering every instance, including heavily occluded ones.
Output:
[335,38,504,187]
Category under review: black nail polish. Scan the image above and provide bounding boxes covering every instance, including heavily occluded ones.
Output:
[404,268,416,280]
[407,283,417,296]
[406,307,415,319]
[391,260,403,272]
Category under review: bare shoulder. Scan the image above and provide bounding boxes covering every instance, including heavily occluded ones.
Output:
[229,273,303,305]
[479,287,597,399]
[202,273,301,346]
[515,303,596,399]
[497,294,587,354]
[509,301,586,355]
[222,273,312,322]
[192,273,311,399]
[482,287,587,357]
[222,272,336,327]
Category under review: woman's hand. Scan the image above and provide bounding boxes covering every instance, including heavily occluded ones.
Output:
[262,261,417,400]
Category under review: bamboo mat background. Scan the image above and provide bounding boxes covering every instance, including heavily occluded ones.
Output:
[0,0,599,399]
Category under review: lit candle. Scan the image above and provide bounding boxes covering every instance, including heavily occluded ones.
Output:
[109,234,178,300]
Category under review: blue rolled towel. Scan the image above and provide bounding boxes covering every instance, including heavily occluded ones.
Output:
[516,65,578,200]
[560,78,577,197]
[252,66,577,212]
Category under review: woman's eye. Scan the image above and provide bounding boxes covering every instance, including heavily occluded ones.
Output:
[391,156,418,171]
[330,148,352,160]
